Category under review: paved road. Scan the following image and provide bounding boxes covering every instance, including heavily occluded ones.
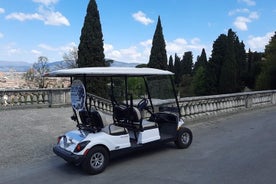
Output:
[1,106,276,184]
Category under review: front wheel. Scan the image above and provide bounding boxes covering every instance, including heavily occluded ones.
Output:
[82,146,109,175]
[175,127,193,149]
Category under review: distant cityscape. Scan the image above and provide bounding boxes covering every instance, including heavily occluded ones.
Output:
[0,60,141,89]
[0,60,140,72]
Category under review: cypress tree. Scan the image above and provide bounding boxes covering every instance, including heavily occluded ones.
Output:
[174,54,181,85]
[168,55,174,72]
[256,32,276,89]
[181,51,193,75]
[208,29,246,94]
[148,16,168,70]
[208,34,228,94]
[245,50,263,89]
[77,0,105,67]
[219,29,238,93]
[194,48,207,73]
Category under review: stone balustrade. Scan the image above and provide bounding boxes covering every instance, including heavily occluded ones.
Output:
[87,93,113,113]
[177,90,276,120]
[1,88,275,121]
[0,88,70,108]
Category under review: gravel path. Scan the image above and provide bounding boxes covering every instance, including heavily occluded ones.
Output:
[0,107,75,168]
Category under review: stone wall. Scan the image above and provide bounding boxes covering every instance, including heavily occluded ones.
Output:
[0,88,70,108]
[1,88,275,121]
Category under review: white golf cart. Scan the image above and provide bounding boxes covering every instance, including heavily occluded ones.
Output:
[45,67,192,175]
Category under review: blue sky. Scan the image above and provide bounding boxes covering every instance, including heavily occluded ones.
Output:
[0,0,275,64]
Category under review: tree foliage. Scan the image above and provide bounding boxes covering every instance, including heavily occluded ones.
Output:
[256,32,276,90]
[77,0,109,97]
[77,0,105,67]
[207,29,246,94]
[148,16,168,70]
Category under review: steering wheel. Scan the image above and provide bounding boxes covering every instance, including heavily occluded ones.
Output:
[137,98,154,115]
[137,98,148,110]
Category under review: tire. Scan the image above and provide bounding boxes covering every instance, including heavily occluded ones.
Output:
[82,146,109,175]
[175,127,193,149]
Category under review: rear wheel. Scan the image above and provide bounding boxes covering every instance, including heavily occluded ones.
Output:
[82,146,109,175]
[175,127,193,149]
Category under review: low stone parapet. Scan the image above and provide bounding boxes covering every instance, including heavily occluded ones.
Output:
[1,89,275,121]
[0,88,70,109]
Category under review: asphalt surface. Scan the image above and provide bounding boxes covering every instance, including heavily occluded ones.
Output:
[0,105,276,184]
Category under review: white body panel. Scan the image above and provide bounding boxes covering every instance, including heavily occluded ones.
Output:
[137,128,160,144]
[59,129,131,155]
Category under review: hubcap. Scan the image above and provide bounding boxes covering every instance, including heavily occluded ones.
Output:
[90,152,104,169]
[181,132,190,144]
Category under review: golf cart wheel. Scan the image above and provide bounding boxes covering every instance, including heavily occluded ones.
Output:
[175,127,193,149]
[82,146,109,175]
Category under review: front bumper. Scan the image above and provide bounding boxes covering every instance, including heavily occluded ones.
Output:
[53,145,84,164]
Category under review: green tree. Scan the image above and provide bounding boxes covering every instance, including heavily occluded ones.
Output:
[244,50,262,89]
[208,34,228,94]
[208,29,246,94]
[194,48,207,73]
[77,0,105,67]
[181,51,193,75]
[256,32,276,90]
[191,66,209,95]
[168,55,174,72]
[77,0,110,97]
[219,29,238,93]
[148,16,168,70]
[174,54,181,85]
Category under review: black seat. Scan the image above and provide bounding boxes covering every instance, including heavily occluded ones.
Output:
[113,105,145,130]
[78,109,104,132]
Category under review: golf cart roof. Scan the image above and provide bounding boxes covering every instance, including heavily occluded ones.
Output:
[44,67,174,77]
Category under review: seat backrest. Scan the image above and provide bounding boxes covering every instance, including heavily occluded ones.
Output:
[113,105,141,123]
[78,109,104,130]
[113,105,127,122]
[127,107,141,122]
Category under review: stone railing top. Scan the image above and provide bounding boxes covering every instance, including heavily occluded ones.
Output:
[179,90,276,102]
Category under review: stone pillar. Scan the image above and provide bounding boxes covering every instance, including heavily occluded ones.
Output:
[272,92,276,104]
[245,94,253,108]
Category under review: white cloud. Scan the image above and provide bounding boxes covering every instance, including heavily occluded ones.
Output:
[234,16,251,31]
[248,11,259,19]
[103,36,209,64]
[247,32,274,51]
[0,32,3,38]
[5,2,69,26]
[0,8,5,14]
[31,49,42,55]
[166,38,206,57]
[38,43,56,51]
[33,0,59,6]
[238,0,256,6]
[38,6,70,26]
[6,12,43,22]
[132,11,154,25]
[104,44,144,62]
[228,8,249,16]
[230,10,259,31]
[140,39,152,48]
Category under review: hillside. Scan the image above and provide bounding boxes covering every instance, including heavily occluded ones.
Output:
[0,60,141,72]
[0,61,32,72]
